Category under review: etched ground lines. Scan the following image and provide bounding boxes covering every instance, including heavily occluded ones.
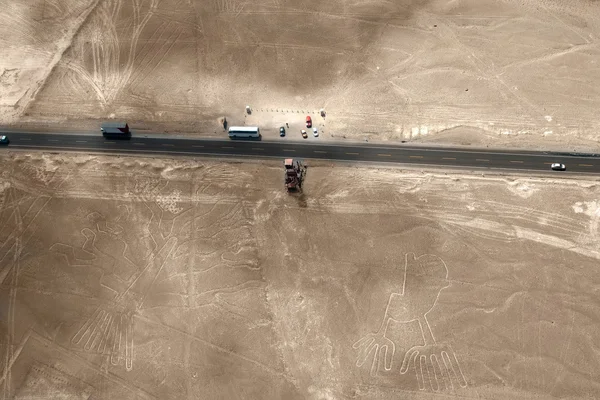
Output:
[65,0,159,107]
[10,362,94,398]
[65,236,178,371]
[52,182,257,372]
[126,21,187,91]
[1,331,155,399]
[50,205,179,371]
[147,189,260,313]
[71,308,136,370]
[353,253,467,392]
[1,186,35,397]
[0,191,52,284]
[408,195,587,238]
[210,0,244,13]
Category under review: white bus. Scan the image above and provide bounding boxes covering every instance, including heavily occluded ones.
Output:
[228,126,260,139]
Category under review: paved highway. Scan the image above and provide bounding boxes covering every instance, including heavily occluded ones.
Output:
[1,131,600,173]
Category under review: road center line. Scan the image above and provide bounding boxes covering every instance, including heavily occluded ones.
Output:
[378,154,391,157]
[314,150,327,153]
[48,139,58,142]
[283,149,295,152]
[192,145,204,148]
[476,159,489,162]
[133,142,145,145]
[19,138,31,141]
[163,144,175,147]
[252,148,264,151]
[76,140,87,143]
[104,141,116,144]
[409,155,423,159]
[579,164,593,167]
[442,157,456,160]
[221,146,233,149]
[510,160,524,163]
[345,152,359,155]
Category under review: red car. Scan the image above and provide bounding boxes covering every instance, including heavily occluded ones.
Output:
[306,116,312,128]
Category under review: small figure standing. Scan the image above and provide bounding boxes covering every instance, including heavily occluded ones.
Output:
[222,117,227,130]
[246,105,252,115]
[286,122,289,128]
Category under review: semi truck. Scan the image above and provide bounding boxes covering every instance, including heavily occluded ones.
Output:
[101,122,131,139]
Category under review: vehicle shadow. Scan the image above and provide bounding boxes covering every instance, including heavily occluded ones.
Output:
[296,192,308,208]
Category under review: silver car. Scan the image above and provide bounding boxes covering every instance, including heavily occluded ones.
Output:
[550,163,566,171]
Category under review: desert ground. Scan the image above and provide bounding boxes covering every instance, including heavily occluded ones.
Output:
[0,151,599,399]
[0,0,599,150]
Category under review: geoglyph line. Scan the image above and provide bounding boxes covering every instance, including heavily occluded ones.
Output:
[353,253,467,392]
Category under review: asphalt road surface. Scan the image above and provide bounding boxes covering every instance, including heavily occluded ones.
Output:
[1,131,600,173]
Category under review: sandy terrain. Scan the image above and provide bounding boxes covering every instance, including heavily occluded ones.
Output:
[0,0,599,151]
[0,151,600,398]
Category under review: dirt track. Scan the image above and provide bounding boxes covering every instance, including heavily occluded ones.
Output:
[1,152,600,399]
[1,0,600,150]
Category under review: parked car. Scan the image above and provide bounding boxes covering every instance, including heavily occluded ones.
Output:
[301,129,308,139]
[551,163,566,171]
[312,127,318,137]
[0,135,9,145]
[279,126,286,137]
[306,116,312,128]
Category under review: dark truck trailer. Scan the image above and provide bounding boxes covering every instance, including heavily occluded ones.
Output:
[101,122,131,139]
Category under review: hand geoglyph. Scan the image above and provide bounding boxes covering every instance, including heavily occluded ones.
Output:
[400,343,467,391]
[353,253,467,392]
[51,209,178,371]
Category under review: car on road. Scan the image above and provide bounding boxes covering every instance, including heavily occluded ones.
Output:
[0,135,9,145]
[279,126,286,137]
[313,127,318,137]
[301,129,308,139]
[551,163,566,171]
[306,116,312,128]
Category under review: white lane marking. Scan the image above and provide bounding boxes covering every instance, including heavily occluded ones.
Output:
[76,140,87,143]
[162,144,174,147]
[192,145,204,148]
[19,138,31,141]
[252,148,264,151]
[133,142,145,145]
[305,143,585,160]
